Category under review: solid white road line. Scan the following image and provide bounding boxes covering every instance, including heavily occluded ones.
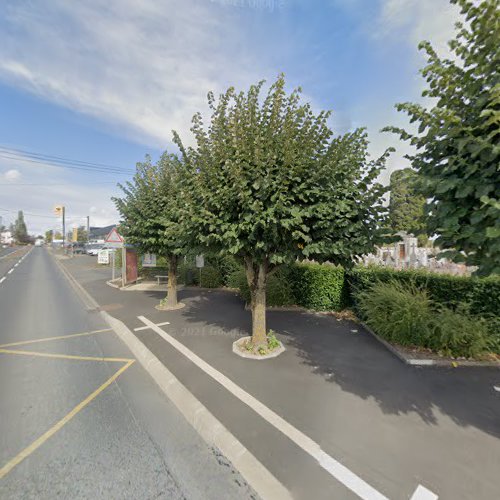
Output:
[139,316,397,500]
[134,321,170,331]
[0,277,5,284]
[410,485,438,500]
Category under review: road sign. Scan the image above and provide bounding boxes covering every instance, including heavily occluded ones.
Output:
[105,227,123,244]
[98,249,110,264]
[195,254,204,268]
[54,205,64,216]
[142,253,157,267]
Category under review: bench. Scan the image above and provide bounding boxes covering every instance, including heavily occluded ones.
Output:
[155,275,168,285]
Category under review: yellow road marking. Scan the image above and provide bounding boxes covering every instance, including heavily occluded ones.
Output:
[0,359,135,480]
[0,349,133,363]
[0,328,113,348]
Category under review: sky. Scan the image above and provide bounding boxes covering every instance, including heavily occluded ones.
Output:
[0,0,463,235]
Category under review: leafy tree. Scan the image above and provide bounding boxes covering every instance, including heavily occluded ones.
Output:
[13,210,29,244]
[389,168,427,235]
[175,75,390,345]
[45,230,53,243]
[53,231,63,241]
[385,0,500,276]
[77,225,88,243]
[114,153,187,308]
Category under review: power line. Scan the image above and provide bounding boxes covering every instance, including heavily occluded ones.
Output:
[0,147,135,175]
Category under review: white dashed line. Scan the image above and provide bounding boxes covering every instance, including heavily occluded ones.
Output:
[494,386,500,392]
[0,277,5,284]
[7,269,13,274]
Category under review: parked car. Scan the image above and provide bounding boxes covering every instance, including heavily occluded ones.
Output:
[69,242,86,254]
[85,243,103,256]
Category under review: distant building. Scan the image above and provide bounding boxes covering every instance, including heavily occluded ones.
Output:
[1,231,14,245]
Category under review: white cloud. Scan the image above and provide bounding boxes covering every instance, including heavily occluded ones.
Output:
[0,0,267,148]
[2,169,21,181]
[0,154,120,235]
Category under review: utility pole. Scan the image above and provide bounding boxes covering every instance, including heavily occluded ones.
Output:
[62,206,66,249]
[86,215,90,243]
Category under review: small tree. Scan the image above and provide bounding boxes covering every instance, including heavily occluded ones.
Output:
[76,225,88,243]
[389,168,427,236]
[13,210,29,244]
[114,153,187,308]
[175,76,389,345]
[45,230,53,243]
[385,0,500,276]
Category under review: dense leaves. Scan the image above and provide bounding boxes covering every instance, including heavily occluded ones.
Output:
[385,0,500,276]
[388,168,426,236]
[175,75,390,269]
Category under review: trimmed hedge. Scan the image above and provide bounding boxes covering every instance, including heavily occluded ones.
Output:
[236,269,296,307]
[199,266,224,288]
[348,267,500,320]
[290,263,347,311]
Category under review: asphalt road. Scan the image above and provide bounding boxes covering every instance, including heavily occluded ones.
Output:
[62,254,500,500]
[0,247,256,500]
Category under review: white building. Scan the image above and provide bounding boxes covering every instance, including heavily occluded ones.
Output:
[1,231,14,245]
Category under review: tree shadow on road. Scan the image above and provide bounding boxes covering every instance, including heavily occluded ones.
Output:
[178,288,500,439]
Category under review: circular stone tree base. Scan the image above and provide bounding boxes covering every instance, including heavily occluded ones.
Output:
[232,336,285,360]
[155,302,186,311]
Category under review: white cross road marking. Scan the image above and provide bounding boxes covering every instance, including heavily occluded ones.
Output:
[410,485,439,500]
[134,321,170,332]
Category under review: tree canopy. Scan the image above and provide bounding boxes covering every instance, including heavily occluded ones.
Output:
[114,153,188,307]
[388,168,426,236]
[385,0,500,276]
[13,210,29,244]
[174,75,390,343]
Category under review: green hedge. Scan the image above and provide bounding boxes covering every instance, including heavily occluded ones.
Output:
[236,269,296,307]
[199,266,224,288]
[290,263,347,311]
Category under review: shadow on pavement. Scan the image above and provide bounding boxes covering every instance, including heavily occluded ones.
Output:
[177,288,500,439]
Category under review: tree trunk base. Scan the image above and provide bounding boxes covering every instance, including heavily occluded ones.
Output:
[233,336,285,360]
[155,302,186,311]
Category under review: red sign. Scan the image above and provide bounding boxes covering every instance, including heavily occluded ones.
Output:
[105,227,123,243]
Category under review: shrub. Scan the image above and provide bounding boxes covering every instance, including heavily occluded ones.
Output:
[199,266,224,288]
[177,263,198,285]
[290,263,346,311]
[227,268,247,289]
[355,280,434,346]
[355,280,492,358]
[431,306,490,358]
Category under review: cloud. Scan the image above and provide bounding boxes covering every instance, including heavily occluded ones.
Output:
[0,0,268,148]
[2,169,21,181]
[0,153,121,235]
[376,0,462,57]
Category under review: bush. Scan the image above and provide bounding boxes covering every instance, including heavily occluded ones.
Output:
[199,266,224,288]
[355,280,492,358]
[177,263,198,285]
[355,280,434,346]
[227,268,246,289]
[290,263,347,311]
[348,266,500,344]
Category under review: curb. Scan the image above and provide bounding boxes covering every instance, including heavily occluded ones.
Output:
[361,322,500,368]
[233,336,286,360]
[52,252,292,500]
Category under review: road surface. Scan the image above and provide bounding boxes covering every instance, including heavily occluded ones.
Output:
[0,247,256,499]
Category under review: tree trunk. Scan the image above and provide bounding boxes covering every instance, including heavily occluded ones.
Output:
[245,257,267,346]
[166,253,178,307]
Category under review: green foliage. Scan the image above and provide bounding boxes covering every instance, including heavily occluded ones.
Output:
[13,210,29,244]
[388,168,426,235]
[227,268,247,289]
[237,269,295,307]
[76,225,88,243]
[113,153,188,258]
[349,266,500,349]
[200,266,224,288]
[290,263,346,311]
[45,230,53,243]
[356,280,492,358]
[267,330,281,350]
[175,75,390,269]
[385,0,500,276]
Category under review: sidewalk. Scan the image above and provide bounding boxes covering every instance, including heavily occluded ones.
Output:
[61,255,500,500]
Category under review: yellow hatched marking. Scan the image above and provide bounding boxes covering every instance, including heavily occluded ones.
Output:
[0,328,113,348]
[0,349,133,363]
[0,360,134,479]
